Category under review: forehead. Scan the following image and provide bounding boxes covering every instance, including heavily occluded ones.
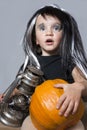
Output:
[36,15,61,25]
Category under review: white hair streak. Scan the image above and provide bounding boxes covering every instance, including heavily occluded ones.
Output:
[72,43,87,78]
[71,33,87,79]
[49,4,65,11]
[39,4,65,12]
[22,55,29,72]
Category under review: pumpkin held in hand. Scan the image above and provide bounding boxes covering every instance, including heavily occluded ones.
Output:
[29,79,84,130]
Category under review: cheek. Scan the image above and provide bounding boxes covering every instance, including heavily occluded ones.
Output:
[35,33,39,45]
[56,32,63,43]
[36,38,41,45]
[36,39,39,45]
[36,32,44,45]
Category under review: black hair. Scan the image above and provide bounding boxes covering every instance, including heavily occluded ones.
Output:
[22,5,87,77]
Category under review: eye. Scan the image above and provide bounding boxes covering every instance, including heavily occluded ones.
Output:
[53,24,62,31]
[38,24,45,31]
[40,26,45,31]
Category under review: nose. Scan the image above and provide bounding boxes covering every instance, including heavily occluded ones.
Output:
[46,28,53,36]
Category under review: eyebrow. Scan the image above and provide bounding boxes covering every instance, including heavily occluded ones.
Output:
[36,23,44,28]
[36,22,61,27]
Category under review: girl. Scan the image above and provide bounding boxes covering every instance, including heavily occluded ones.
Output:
[21,4,87,130]
[0,4,87,130]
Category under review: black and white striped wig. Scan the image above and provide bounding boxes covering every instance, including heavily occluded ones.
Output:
[22,4,87,78]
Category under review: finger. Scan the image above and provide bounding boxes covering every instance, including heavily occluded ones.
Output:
[56,94,66,109]
[58,98,70,116]
[54,84,65,88]
[72,101,79,114]
[64,101,74,117]
[0,96,3,102]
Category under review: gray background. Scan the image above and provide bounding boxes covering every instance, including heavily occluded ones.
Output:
[0,0,87,93]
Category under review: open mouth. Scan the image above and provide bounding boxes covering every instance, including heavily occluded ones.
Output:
[46,39,54,44]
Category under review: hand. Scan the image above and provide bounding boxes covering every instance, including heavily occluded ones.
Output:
[0,89,19,102]
[54,82,82,117]
[0,94,3,102]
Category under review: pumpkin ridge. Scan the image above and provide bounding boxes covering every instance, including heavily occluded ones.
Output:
[35,79,67,125]
[31,79,67,129]
[30,91,57,129]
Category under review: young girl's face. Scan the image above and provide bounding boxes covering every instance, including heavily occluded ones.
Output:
[35,15,63,56]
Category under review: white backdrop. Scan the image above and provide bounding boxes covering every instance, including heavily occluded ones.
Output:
[0,0,87,92]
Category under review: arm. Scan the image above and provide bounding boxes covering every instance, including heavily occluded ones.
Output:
[72,67,87,97]
[55,67,87,117]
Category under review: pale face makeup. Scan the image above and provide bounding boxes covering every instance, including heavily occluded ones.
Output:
[35,15,63,56]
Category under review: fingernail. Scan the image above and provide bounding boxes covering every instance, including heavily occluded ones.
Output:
[56,105,59,109]
[59,111,62,116]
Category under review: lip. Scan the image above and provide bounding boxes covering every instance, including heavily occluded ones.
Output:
[45,39,54,45]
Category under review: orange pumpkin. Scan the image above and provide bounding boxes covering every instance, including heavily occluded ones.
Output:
[29,79,84,130]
